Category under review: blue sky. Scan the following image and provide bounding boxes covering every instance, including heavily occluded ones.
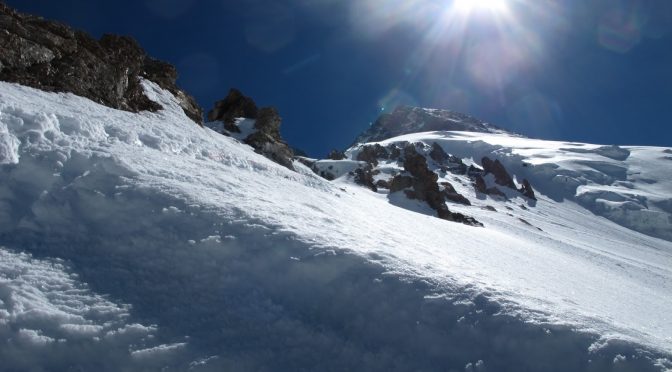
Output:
[7,0,672,155]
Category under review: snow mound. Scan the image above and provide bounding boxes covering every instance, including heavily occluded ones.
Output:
[1,81,671,371]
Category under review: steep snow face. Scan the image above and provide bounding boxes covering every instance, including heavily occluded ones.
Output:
[1,81,671,371]
[354,105,510,144]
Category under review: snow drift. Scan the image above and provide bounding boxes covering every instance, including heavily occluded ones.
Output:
[1,80,671,371]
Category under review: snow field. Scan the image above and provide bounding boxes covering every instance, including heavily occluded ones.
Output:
[0,81,671,371]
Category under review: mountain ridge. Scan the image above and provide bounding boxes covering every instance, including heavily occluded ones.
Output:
[353,105,513,145]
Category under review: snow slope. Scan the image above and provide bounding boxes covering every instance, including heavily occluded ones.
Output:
[1,81,671,371]
[367,131,672,242]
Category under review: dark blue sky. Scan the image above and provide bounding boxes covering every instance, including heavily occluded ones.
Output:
[7,0,672,155]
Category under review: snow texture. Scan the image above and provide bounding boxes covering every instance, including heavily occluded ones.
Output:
[0,80,671,371]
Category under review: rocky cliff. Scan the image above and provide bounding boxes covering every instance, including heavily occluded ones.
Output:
[0,3,202,123]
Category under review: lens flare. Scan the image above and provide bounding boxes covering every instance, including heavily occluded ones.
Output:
[453,0,508,13]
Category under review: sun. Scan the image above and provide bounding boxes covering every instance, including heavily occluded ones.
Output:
[453,0,509,13]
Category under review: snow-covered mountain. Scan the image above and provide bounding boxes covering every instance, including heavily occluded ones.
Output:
[1,4,672,371]
[354,105,510,144]
[1,79,672,371]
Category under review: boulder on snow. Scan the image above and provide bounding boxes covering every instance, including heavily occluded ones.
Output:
[0,3,202,123]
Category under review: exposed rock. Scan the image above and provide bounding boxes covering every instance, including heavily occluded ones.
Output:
[254,107,282,137]
[396,145,480,226]
[207,88,258,132]
[245,131,295,170]
[352,168,377,192]
[519,179,536,200]
[327,149,346,160]
[473,175,506,198]
[467,164,483,177]
[482,157,516,189]
[206,90,295,170]
[390,175,414,193]
[473,175,487,194]
[0,3,202,123]
[243,107,294,170]
[440,182,471,206]
[375,179,390,189]
[388,145,402,160]
[429,142,449,163]
[356,144,388,166]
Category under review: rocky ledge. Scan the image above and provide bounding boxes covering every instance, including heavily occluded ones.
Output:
[207,89,295,170]
[0,3,202,123]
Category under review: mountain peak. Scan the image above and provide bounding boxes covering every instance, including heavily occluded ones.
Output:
[354,105,510,144]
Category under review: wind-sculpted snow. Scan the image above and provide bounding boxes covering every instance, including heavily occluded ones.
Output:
[1,81,671,370]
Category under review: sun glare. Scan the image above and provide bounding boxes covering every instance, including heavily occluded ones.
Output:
[453,0,508,13]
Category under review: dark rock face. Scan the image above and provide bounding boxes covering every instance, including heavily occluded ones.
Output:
[481,157,516,189]
[375,179,390,190]
[206,89,295,170]
[519,179,536,200]
[390,175,414,193]
[393,145,480,226]
[429,142,449,163]
[244,107,294,170]
[327,149,346,160]
[440,182,471,206]
[388,145,402,160]
[473,175,506,198]
[0,3,202,123]
[356,144,389,166]
[352,168,377,192]
[207,89,258,132]
[430,143,467,175]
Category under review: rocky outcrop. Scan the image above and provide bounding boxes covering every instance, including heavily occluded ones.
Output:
[473,175,506,198]
[206,91,295,170]
[391,145,480,226]
[481,157,516,189]
[0,3,202,123]
[356,144,389,166]
[440,182,471,206]
[430,142,467,175]
[327,149,346,160]
[207,89,258,132]
[244,107,294,170]
[352,168,377,192]
[429,142,449,163]
[481,157,537,200]
[519,179,536,200]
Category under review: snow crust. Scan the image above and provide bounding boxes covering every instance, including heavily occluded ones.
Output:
[1,80,671,371]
